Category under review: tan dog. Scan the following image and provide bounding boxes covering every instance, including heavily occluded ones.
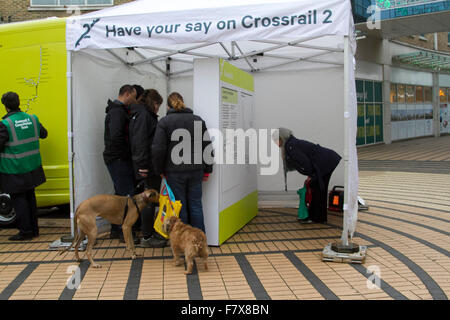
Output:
[61,189,159,268]
[163,216,208,275]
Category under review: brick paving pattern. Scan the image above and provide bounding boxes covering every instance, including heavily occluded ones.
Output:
[0,135,449,300]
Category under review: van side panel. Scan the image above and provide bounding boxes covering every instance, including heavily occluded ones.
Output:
[0,19,69,207]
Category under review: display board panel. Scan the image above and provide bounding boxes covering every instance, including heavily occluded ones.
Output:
[194,58,257,246]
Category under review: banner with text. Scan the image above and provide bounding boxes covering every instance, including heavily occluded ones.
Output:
[66,0,352,50]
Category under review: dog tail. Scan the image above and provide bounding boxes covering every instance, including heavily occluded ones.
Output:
[60,206,79,255]
[193,234,206,251]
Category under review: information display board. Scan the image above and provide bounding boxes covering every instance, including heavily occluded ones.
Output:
[194,58,257,246]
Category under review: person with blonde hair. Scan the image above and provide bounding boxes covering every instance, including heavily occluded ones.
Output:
[152,92,212,232]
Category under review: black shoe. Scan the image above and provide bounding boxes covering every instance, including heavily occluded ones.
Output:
[298,218,313,224]
[9,233,33,241]
[140,234,167,248]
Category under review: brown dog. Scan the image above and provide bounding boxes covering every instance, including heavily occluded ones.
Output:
[61,189,159,268]
[163,216,208,275]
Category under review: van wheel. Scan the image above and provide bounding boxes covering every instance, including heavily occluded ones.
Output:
[0,193,16,227]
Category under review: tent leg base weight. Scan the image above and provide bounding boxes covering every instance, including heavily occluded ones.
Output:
[322,243,367,264]
[49,234,87,251]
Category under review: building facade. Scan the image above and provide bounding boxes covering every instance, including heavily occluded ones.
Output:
[352,0,450,145]
[0,0,133,23]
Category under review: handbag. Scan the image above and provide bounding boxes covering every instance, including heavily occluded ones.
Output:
[297,177,312,220]
[153,178,182,239]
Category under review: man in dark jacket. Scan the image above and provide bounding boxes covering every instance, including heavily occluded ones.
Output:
[275,128,341,223]
[103,85,137,239]
[152,92,213,232]
[0,92,48,240]
[128,89,165,247]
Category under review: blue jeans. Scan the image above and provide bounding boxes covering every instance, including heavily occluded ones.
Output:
[166,171,205,232]
[106,159,135,232]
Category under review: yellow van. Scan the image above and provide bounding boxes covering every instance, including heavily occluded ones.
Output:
[0,18,69,226]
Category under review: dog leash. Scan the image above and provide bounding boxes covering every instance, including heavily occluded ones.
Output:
[122,195,141,224]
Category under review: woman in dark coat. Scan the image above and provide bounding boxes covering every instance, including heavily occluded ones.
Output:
[128,89,165,247]
[151,92,212,232]
[275,128,341,223]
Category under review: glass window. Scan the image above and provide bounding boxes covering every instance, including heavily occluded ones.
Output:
[415,86,423,103]
[60,0,84,4]
[390,83,397,103]
[424,86,432,103]
[356,80,364,103]
[440,88,448,103]
[374,82,382,103]
[31,0,113,5]
[87,0,112,4]
[364,81,374,103]
[31,0,57,4]
[406,85,415,104]
[397,84,406,103]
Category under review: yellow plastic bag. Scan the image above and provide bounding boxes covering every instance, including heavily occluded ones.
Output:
[153,178,182,239]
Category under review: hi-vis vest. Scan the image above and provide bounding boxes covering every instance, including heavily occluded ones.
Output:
[0,112,42,174]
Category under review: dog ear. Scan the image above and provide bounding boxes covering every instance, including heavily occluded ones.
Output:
[167,216,178,233]
[143,189,159,202]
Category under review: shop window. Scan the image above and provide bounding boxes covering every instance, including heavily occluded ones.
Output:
[441,88,448,103]
[397,84,406,103]
[30,0,113,6]
[406,85,415,104]
[415,86,424,103]
[356,79,383,146]
[364,81,374,103]
[374,82,382,103]
[424,86,432,103]
[390,83,397,103]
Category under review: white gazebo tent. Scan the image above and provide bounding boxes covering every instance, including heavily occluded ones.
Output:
[65,0,359,246]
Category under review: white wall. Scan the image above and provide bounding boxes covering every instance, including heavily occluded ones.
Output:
[169,75,194,111]
[72,50,166,207]
[167,66,345,194]
[440,74,450,87]
[391,67,433,86]
[253,67,345,192]
[356,60,383,82]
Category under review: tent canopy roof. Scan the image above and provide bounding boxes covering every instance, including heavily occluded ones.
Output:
[67,0,355,75]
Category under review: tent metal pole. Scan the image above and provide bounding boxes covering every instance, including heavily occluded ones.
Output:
[168,58,193,65]
[263,51,331,61]
[133,48,167,76]
[257,52,340,71]
[343,35,350,246]
[219,42,233,59]
[106,49,129,65]
[236,35,324,60]
[67,50,75,238]
[170,68,194,76]
[233,42,257,72]
[166,58,171,97]
[133,43,223,65]
[252,39,344,53]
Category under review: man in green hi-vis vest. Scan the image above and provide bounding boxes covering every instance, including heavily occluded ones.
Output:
[0,92,48,241]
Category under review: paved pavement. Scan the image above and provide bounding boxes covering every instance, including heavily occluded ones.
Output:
[0,135,449,300]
